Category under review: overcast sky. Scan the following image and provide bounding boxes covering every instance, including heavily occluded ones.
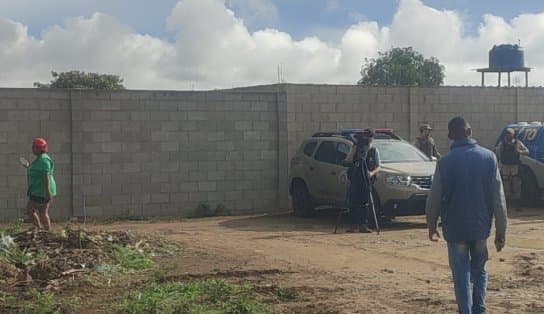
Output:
[1,0,544,90]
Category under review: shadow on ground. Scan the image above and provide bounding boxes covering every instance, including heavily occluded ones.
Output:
[219,207,427,233]
[506,202,544,222]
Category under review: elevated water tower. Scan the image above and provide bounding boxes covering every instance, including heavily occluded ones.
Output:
[476,44,531,87]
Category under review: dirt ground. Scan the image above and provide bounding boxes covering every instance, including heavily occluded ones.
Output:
[96,206,543,314]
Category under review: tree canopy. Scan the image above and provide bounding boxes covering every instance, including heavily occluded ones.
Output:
[34,71,125,90]
[358,47,445,86]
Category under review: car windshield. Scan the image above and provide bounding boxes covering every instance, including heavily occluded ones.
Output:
[373,140,430,163]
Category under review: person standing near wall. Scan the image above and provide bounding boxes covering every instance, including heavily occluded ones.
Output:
[415,124,441,159]
[343,129,381,233]
[20,138,56,231]
[495,128,529,199]
[426,117,507,314]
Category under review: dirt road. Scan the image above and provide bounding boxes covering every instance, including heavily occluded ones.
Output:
[103,207,544,313]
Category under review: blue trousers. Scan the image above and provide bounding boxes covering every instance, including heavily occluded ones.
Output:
[447,240,489,314]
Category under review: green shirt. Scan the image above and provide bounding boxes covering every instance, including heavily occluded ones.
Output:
[27,153,57,198]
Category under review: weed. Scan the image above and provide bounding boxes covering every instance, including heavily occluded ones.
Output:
[27,289,60,314]
[113,244,153,270]
[193,202,231,218]
[274,286,297,301]
[215,203,230,216]
[152,268,167,283]
[193,202,215,218]
[0,243,35,269]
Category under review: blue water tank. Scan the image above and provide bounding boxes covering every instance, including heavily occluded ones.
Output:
[489,44,525,70]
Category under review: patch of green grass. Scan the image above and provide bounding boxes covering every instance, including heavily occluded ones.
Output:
[1,289,60,314]
[0,289,82,314]
[113,244,153,270]
[119,279,273,314]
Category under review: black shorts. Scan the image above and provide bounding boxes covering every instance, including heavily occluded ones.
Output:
[29,195,50,204]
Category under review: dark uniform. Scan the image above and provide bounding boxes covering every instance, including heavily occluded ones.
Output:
[347,146,380,226]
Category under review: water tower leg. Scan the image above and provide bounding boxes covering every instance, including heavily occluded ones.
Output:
[481,72,484,87]
[508,72,511,87]
[498,72,501,87]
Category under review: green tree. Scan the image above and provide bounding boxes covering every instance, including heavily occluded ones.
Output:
[34,71,125,90]
[358,47,445,86]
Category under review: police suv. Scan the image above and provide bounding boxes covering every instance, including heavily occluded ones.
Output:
[497,122,544,204]
[289,129,436,217]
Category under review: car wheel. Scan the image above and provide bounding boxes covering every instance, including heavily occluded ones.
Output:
[291,181,314,217]
[520,166,540,207]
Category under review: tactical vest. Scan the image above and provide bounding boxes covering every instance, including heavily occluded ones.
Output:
[500,141,520,165]
[366,147,378,171]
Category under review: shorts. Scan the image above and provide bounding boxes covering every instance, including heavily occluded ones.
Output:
[29,195,50,204]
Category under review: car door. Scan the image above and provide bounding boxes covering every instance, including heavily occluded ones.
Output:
[312,140,351,204]
[331,141,351,203]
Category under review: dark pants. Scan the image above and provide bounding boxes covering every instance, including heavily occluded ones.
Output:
[349,204,369,225]
[347,167,371,226]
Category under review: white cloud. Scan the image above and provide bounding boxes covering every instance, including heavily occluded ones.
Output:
[1,0,544,89]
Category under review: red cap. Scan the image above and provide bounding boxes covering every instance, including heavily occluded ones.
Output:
[32,138,48,153]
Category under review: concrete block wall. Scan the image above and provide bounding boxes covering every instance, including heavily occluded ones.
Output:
[70,90,280,218]
[1,84,543,220]
[0,89,72,219]
[284,85,411,162]
[414,87,519,153]
[283,84,544,163]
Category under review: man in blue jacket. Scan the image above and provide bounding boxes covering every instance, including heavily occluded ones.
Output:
[426,117,507,314]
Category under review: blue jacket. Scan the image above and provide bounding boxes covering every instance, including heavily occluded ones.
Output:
[426,138,508,242]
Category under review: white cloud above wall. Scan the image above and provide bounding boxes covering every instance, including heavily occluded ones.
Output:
[1,0,544,90]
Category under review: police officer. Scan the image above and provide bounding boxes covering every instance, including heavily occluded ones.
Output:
[495,128,529,197]
[343,129,381,233]
[415,124,441,159]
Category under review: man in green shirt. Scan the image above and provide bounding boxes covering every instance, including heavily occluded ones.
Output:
[22,138,56,231]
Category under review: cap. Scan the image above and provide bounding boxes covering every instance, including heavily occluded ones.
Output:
[32,138,48,153]
[420,124,433,131]
[505,128,515,135]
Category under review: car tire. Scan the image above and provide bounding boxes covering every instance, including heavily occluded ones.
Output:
[291,181,315,217]
[520,166,540,207]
